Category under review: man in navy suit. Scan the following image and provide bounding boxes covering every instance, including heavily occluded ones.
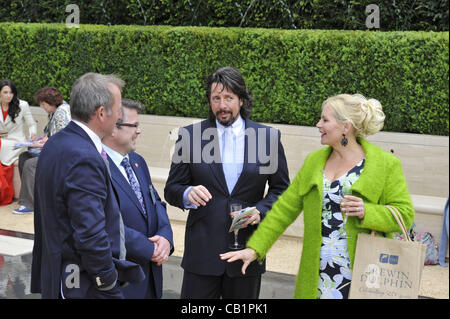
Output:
[164,66,289,298]
[31,73,144,299]
[102,98,174,299]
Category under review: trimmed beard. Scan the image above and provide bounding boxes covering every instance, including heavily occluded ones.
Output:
[215,110,236,127]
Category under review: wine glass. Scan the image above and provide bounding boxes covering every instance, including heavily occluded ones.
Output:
[229,203,244,250]
[339,188,352,239]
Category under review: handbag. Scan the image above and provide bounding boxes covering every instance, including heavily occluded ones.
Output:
[349,205,426,299]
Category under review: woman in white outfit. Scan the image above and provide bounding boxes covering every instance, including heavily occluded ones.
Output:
[0,79,37,165]
[0,79,37,206]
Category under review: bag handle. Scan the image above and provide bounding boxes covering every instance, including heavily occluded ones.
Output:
[385,205,411,242]
[387,205,410,239]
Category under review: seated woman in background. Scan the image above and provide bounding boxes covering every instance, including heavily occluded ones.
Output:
[221,93,414,299]
[13,87,71,214]
[0,79,37,206]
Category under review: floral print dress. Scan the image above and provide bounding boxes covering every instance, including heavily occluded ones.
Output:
[44,102,71,137]
[318,159,365,299]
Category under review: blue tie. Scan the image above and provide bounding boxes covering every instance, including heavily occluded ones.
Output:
[222,127,238,194]
[121,157,146,216]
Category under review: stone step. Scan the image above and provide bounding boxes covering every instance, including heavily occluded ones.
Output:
[0,235,34,257]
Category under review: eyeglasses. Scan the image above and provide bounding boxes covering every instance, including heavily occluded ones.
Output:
[116,122,139,128]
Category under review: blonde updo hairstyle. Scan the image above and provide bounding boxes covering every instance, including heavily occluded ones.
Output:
[322,94,385,137]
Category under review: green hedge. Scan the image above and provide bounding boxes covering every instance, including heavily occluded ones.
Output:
[0,23,448,135]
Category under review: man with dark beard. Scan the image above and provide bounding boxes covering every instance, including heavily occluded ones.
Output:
[164,66,289,299]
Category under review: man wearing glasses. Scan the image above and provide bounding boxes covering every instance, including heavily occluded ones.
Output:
[102,98,174,299]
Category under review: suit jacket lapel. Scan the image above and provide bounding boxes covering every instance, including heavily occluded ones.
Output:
[108,156,147,218]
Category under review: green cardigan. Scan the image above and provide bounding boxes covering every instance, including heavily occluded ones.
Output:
[247,138,414,299]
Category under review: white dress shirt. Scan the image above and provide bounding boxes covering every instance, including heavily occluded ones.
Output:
[102,145,140,186]
[183,116,246,208]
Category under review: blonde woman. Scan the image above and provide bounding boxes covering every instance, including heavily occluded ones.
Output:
[221,94,414,299]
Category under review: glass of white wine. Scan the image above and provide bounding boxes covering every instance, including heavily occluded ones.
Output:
[229,203,244,250]
[339,188,352,239]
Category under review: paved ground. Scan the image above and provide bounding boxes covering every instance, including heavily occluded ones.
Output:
[1,200,448,299]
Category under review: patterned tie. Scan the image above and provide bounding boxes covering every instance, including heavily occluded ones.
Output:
[121,157,146,216]
[222,127,238,194]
